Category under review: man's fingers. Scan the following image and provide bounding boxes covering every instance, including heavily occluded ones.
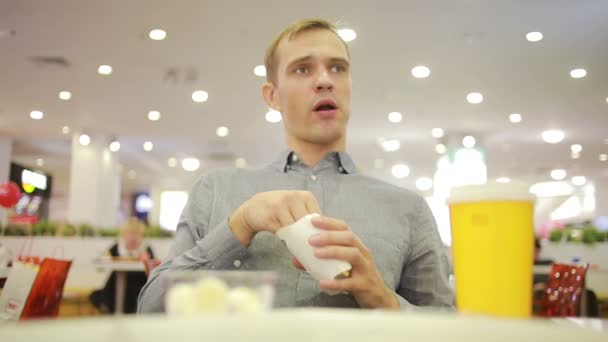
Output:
[311,216,349,231]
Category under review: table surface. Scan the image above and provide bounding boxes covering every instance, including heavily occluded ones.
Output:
[90,259,145,272]
[0,309,605,342]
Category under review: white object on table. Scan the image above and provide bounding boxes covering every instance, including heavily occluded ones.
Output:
[90,260,145,314]
[0,309,605,341]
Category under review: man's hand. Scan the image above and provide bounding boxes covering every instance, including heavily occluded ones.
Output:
[293,216,399,309]
[229,191,322,246]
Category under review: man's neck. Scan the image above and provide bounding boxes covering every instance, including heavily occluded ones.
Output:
[286,138,345,168]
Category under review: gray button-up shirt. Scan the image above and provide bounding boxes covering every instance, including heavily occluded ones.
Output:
[138,151,454,312]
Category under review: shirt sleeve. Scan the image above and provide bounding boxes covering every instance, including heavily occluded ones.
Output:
[137,175,249,313]
[395,196,455,310]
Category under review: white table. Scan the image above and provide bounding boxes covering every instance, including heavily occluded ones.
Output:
[0,309,605,341]
[91,260,145,314]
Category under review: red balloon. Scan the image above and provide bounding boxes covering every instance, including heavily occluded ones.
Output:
[0,181,21,208]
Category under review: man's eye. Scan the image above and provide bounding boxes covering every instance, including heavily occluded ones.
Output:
[331,65,346,72]
[295,66,309,74]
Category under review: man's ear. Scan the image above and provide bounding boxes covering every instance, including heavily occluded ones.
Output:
[262,82,281,112]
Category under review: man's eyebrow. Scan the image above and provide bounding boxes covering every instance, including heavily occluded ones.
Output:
[286,55,350,67]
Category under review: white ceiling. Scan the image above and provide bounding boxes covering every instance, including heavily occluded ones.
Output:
[1,0,608,194]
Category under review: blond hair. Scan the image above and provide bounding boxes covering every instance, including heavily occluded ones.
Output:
[264,18,350,84]
[121,217,146,235]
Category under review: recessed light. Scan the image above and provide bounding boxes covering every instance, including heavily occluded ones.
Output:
[36,158,44,167]
[431,128,444,138]
[127,170,137,179]
[466,92,483,104]
[97,65,113,75]
[525,32,543,42]
[182,157,200,172]
[415,177,433,191]
[337,28,357,42]
[600,154,608,162]
[380,138,400,152]
[253,65,266,77]
[411,65,430,79]
[542,130,565,144]
[509,113,522,123]
[30,110,44,120]
[148,29,167,41]
[147,110,161,121]
[216,126,229,137]
[235,158,247,169]
[570,68,587,79]
[571,176,586,186]
[462,135,476,148]
[143,141,153,151]
[550,169,567,181]
[570,144,582,153]
[435,143,447,154]
[387,112,402,123]
[265,109,282,123]
[62,126,71,134]
[496,177,511,183]
[58,91,72,101]
[109,141,121,152]
[192,90,209,103]
[391,164,410,179]
[79,134,91,146]
[168,157,177,167]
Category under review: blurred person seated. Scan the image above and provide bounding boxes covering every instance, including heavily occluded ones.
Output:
[90,217,155,314]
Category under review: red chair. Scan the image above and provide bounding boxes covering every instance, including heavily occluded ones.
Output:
[20,258,72,319]
[539,263,588,317]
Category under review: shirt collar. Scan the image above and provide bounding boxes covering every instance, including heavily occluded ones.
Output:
[270,150,357,174]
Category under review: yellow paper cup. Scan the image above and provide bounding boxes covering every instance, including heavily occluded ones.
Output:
[449,182,535,317]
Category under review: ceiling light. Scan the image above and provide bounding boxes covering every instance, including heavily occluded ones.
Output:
[387,112,402,123]
[391,164,410,179]
[411,65,430,79]
[254,65,266,77]
[58,91,72,101]
[496,177,511,183]
[551,169,567,181]
[192,90,209,103]
[571,176,587,186]
[216,126,229,137]
[380,138,400,152]
[570,144,582,153]
[373,158,384,169]
[235,158,247,168]
[168,157,177,168]
[337,28,357,42]
[36,158,44,167]
[541,130,565,144]
[182,157,200,172]
[127,170,136,180]
[109,140,120,152]
[148,29,167,41]
[530,181,573,197]
[97,65,113,75]
[147,110,161,121]
[466,92,483,104]
[435,143,447,154]
[62,126,70,134]
[600,154,608,162]
[79,134,91,146]
[431,128,444,138]
[462,135,476,148]
[143,141,153,151]
[30,110,44,120]
[570,68,587,79]
[509,113,522,123]
[525,32,543,42]
[415,177,433,191]
[265,109,282,123]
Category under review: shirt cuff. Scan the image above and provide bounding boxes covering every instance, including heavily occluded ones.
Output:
[191,219,250,269]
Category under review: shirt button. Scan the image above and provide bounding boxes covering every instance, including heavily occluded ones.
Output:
[233,259,241,268]
[310,175,317,181]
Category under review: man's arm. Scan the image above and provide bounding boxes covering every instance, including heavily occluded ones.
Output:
[395,196,454,309]
[137,175,249,313]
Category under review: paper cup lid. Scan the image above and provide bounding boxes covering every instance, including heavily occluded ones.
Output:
[448,181,535,204]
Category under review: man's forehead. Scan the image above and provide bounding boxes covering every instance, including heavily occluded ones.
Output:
[276,29,349,65]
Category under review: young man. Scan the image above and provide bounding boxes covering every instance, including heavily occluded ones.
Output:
[138,19,453,312]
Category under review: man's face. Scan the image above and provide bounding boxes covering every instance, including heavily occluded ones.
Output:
[268,29,351,147]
